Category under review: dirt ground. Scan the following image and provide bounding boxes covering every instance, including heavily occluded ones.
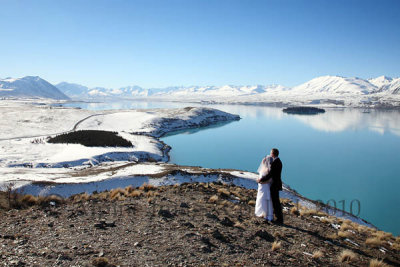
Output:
[1,182,399,266]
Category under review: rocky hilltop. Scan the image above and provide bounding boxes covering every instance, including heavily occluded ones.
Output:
[1,182,399,266]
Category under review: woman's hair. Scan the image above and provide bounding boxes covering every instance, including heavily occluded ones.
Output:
[271,148,279,157]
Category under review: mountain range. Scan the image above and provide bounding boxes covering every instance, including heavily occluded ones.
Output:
[1,75,399,106]
[0,76,69,100]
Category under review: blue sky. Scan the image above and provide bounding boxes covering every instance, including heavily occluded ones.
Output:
[0,0,399,88]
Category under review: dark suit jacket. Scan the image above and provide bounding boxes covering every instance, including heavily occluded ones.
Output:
[259,157,282,191]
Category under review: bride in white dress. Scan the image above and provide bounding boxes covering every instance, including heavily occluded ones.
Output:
[255,155,274,221]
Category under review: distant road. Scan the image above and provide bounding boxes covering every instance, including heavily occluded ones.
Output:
[0,113,104,141]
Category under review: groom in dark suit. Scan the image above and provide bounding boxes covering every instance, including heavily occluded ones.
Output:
[258,148,283,224]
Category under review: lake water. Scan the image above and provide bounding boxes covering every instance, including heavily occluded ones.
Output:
[62,101,400,236]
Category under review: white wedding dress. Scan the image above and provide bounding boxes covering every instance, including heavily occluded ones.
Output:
[255,156,274,221]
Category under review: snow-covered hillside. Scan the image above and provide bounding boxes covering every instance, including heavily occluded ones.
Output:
[291,76,378,96]
[0,76,69,100]
[369,76,400,95]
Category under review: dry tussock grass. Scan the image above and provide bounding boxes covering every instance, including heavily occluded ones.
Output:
[209,195,219,203]
[248,200,256,206]
[20,194,38,206]
[357,224,375,234]
[92,257,110,267]
[340,221,354,231]
[338,230,352,238]
[338,249,357,263]
[391,242,400,251]
[125,185,135,194]
[79,193,90,201]
[299,208,318,217]
[365,237,385,247]
[312,250,323,259]
[217,188,230,197]
[97,192,109,200]
[139,183,155,191]
[369,259,389,267]
[146,191,159,197]
[290,207,300,216]
[280,198,292,205]
[43,195,64,205]
[110,188,125,199]
[128,190,142,197]
[320,217,335,224]
[373,231,393,241]
[327,233,339,240]
[271,241,281,251]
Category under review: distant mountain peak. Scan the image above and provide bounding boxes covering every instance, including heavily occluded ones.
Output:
[0,76,70,100]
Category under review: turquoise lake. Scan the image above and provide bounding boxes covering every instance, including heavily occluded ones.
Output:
[63,101,400,235]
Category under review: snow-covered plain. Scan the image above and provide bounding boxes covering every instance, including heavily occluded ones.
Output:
[0,100,239,185]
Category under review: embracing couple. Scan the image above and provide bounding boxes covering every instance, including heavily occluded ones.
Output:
[255,148,284,224]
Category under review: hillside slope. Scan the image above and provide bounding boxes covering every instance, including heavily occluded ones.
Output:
[1,182,399,266]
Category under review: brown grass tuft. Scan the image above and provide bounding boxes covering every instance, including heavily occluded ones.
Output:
[299,208,318,217]
[248,200,256,206]
[20,194,38,206]
[76,193,90,202]
[365,237,385,247]
[338,230,352,238]
[369,259,389,267]
[92,256,110,267]
[312,250,323,259]
[42,195,64,205]
[327,233,339,240]
[271,241,281,251]
[357,224,374,234]
[146,191,159,197]
[280,198,292,205]
[338,249,357,263]
[97,192,109,200]
[340,221,354,231]
[209,195,219,203]
[139,183,155,191]
[373,231,393,241]
[320,217,335,224]
[391,242,400,251]
[290,207,300,216]
[128,190,142,198]
[110,188,125,199]
[217,188,230,197]
[125,185,135,193]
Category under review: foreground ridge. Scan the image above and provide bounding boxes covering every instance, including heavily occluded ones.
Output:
[1,182,399,266]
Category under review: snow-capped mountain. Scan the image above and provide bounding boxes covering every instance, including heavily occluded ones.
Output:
[55,82,90,98]
[368,76,400,95]
[0,76,70,100]
[53,74,400,107]
[291,76,378,96]
[3,75,398,106]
